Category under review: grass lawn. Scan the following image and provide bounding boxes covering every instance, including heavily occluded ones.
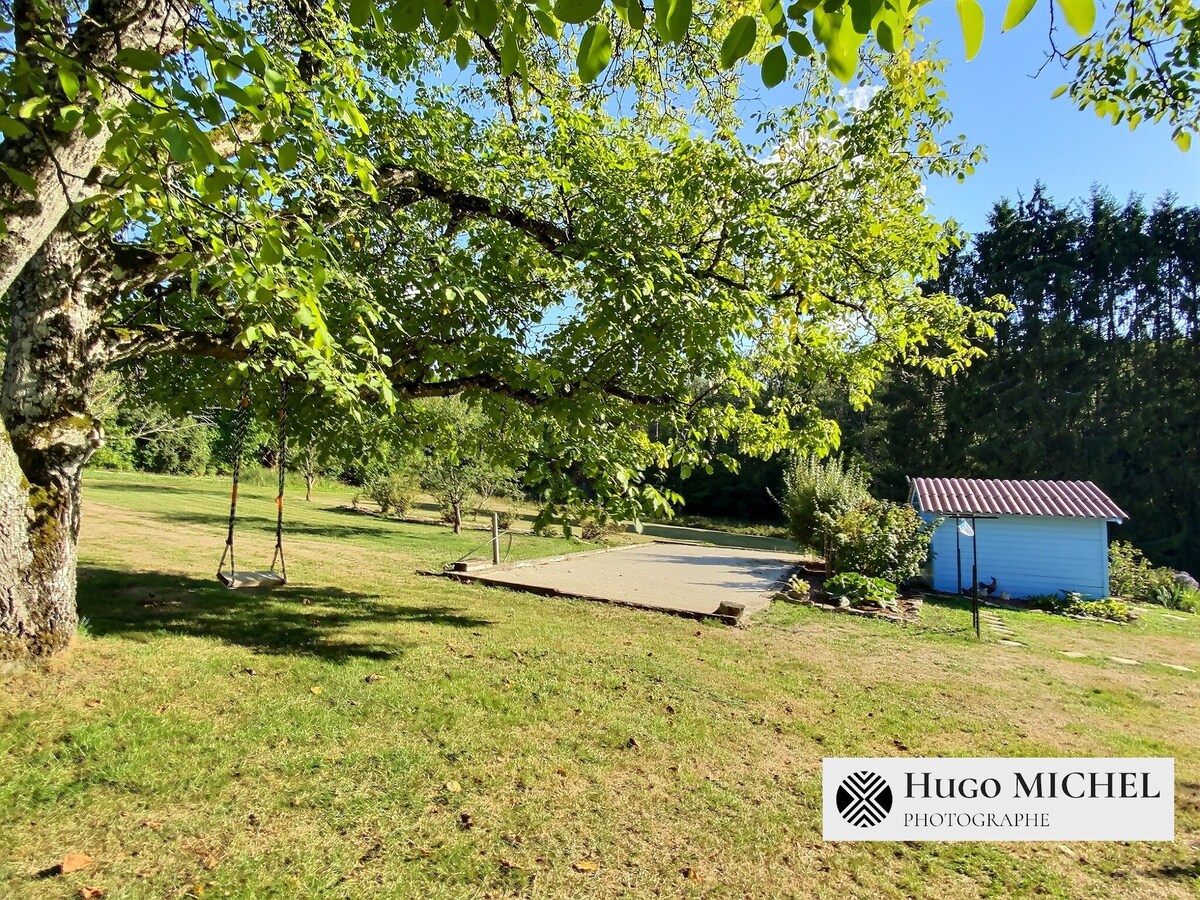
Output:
[1,471,1198,898]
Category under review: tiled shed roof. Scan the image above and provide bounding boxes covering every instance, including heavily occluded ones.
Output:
[909,477,1128,521]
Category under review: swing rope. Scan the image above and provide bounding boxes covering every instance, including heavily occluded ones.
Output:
[269,379,289,582]
[216,381,289,589]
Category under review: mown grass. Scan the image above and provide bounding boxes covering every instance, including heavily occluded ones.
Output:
[1,470,1197,899]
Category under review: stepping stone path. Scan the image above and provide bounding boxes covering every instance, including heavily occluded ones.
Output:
[1060,651,1089,659]
[1163,663,1194,673]
[981,609,1021,644]
[1108,656,1140,665]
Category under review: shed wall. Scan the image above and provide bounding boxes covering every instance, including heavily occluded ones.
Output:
[921,513,1109,599]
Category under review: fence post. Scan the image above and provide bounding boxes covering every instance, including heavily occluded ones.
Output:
[491,512,501,566]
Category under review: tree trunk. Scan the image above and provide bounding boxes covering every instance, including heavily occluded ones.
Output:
[305,472,314,502]
[0,230,108,665]
[0,0,186,298]
[452,501,462,535]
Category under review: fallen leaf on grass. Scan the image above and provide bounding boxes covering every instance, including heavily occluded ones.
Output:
[459,812,474,830]
[572,859,598,874]
[681,866,702,883]
[309,686,322,695]
[625,737,640,750]
[78,887,105,899]
[140,819,163,831]
[364,673,385,683]
[443,780,461,794]
[498,858,521,872]
[243,668,257,676]
[85,699,102,709]
[60,854,93,874]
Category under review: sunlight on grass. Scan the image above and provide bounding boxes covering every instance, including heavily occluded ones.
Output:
[0,472,1196,898]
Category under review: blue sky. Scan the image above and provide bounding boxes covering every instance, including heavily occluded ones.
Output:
[918,4,1199,233]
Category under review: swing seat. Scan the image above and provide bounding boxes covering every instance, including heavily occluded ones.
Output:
[218,569,286,590]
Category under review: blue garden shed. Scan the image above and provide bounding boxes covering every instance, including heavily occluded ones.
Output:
[908,478,1128,600]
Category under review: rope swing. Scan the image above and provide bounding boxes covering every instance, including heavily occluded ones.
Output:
[217,380,290,589]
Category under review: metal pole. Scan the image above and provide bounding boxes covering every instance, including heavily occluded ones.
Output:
[972,516,980,639]
[955,517,962,598]
[491,512,501,566]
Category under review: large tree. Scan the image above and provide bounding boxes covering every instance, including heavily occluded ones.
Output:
[0,0,1187,663]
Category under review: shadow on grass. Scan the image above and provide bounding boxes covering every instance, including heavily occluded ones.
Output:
[77,566,493,662]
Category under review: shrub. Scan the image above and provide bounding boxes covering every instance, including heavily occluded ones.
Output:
[1178,589,1199,615]
[1108,541,1190,608]
[1061,595,1135,623]
[137,424,213,475]
[824,572,898,610]
[1108,540,1151,598]
[827,499,936,584]
[495,508,516,531]
[778,455,870,555]
[577,505,622,541]
[367,472,417,516]
[89,425,136,470]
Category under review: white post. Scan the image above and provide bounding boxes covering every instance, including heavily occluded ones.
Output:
[491,511,501,566]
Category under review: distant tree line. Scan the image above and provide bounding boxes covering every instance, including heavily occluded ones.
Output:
[660,186,1199,574]
[839,186,1199,574]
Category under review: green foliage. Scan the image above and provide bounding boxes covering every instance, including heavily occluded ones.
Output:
[366,471,418,517]
[833,187,1200,575]
[137,425,214,476]
[779,456,870,553]
[824,572,898,609]
[1061,595,1135,623]
[89,426,136,471]
[826,499,936,584]
[575,504,622,541]
[1109,540,1194,609]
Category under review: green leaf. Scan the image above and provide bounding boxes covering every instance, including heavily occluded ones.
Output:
[390,0,424,32]
[1054,0,1094,36]
[827,36,858,81]
[1001,0,1037,30]
[553,0,604,25]
[500,25,519,75]
[455,35,473,68]
[655,0,692,43]
[720,16,757,69]
[277,141,299,172]
[58,69,80,101]
[787,30,814,56]
[848,0,880,35]
[577,21,613,83]
[0,163,37,197]
[165,125,191,162]
[534,9,561,38]
[761,44,787,87]
[349,0,373,27]
[1050,83,1068,98]
[955,0,984,61]
[474,0,500,34]
[875,19,896,52]
[113,47,162,71]
[620,0,645,30]
[1173,129,1191,152]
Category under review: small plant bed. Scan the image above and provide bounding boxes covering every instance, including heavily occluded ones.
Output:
[1018,594,1138,624]
[776,570,922,624]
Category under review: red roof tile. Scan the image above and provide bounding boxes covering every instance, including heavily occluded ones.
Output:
[909,477,1128,521]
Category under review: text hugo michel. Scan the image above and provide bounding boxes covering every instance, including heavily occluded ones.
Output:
[906,770,1162,800]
